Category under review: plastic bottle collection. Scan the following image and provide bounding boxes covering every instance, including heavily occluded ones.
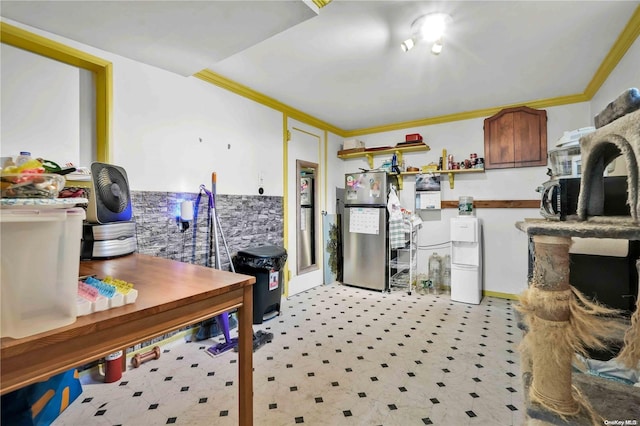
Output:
[1,152,73,198]
[3,151,46,173]
[416,252,451,294]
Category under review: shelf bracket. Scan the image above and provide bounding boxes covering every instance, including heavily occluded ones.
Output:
[448,172,455,189]
[365,154,374,169]
[395,150,403,166]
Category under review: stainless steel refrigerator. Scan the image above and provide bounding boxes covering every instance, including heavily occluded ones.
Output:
[342,170,389,291]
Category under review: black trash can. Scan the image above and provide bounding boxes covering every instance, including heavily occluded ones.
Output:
[233,245,287,325]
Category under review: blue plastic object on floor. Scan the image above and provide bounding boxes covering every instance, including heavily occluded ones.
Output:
[1,369,82,425]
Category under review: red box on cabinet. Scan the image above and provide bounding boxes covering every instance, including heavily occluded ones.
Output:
[405,133,423,142]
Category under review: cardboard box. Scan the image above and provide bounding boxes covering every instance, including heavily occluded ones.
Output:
[343,139,365,150]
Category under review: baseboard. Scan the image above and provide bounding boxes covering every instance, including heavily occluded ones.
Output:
[483,290,519,300]
[77,327,199,379]
[126,327,199,358]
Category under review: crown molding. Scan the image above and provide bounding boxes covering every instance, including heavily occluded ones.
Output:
[194,70,345,136]
[0,21,110,71]
[583,5,640,99]
[195,5,637,137]
[311,0,332,9]
[1,21,112,162]
[343,93,588,137]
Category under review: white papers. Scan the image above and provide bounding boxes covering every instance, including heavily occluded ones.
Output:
[349,208,380,235]
[417,191,441,210]
[415,173,441,210]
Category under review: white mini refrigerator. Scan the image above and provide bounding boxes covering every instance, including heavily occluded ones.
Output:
[450,216,483,304]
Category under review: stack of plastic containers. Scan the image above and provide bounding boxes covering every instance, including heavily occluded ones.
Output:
[1,206,85,338]
[1,154,90,338]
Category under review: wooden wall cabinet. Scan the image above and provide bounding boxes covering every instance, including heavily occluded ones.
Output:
[483,106,547,169]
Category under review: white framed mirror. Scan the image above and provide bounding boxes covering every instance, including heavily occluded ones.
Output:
[296,159,318,275]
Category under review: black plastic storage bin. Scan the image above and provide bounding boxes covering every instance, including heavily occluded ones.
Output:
[233,245,287,325]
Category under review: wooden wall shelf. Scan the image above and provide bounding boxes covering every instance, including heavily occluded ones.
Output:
[338,145,489,189]
[407,168,485,189]
[338,144,430,169]
[338,144,430,189]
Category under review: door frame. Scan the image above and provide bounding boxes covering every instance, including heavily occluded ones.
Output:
[283,115,327,297]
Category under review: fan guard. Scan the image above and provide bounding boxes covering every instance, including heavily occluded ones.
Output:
[96,167,129,213]
[87,162,133,224]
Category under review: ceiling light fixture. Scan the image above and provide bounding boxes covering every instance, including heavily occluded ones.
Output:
[401,12,451,55]
[400,37,415,52]
[431,37,443,55]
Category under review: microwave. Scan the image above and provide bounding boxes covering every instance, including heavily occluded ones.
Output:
[537,176,629,221]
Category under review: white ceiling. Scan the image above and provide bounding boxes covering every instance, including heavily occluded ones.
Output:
[2,1,638,132]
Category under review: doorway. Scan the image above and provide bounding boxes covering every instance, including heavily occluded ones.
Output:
[286,123,324,297]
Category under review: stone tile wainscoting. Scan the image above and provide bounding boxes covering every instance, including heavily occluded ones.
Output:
[132,191,284,268]
[119,191,284,351]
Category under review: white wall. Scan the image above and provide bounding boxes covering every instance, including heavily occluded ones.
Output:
[2,19,284,196]
[326,131,344,214]
[111,56,283,195]
[4,18,638,296]
[1,43,81,166]
[339,102,594,296]
[337,39,640,296]
[590,35,640,119]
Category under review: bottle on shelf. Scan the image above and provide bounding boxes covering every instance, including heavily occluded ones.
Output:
[15,151,32,167]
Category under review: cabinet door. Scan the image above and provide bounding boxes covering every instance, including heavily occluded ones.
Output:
[484,106,547,169]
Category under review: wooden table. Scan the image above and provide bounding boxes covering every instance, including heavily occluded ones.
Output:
[0,254,256,426]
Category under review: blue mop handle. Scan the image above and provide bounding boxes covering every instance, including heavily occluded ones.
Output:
[199,184,213,209]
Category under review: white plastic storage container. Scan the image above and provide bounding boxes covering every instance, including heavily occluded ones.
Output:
[1,207,85,338]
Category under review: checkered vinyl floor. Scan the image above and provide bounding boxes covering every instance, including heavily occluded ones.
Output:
[53,283,524,425]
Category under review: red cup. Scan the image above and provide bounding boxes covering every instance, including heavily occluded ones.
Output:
[104,350,123,383]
